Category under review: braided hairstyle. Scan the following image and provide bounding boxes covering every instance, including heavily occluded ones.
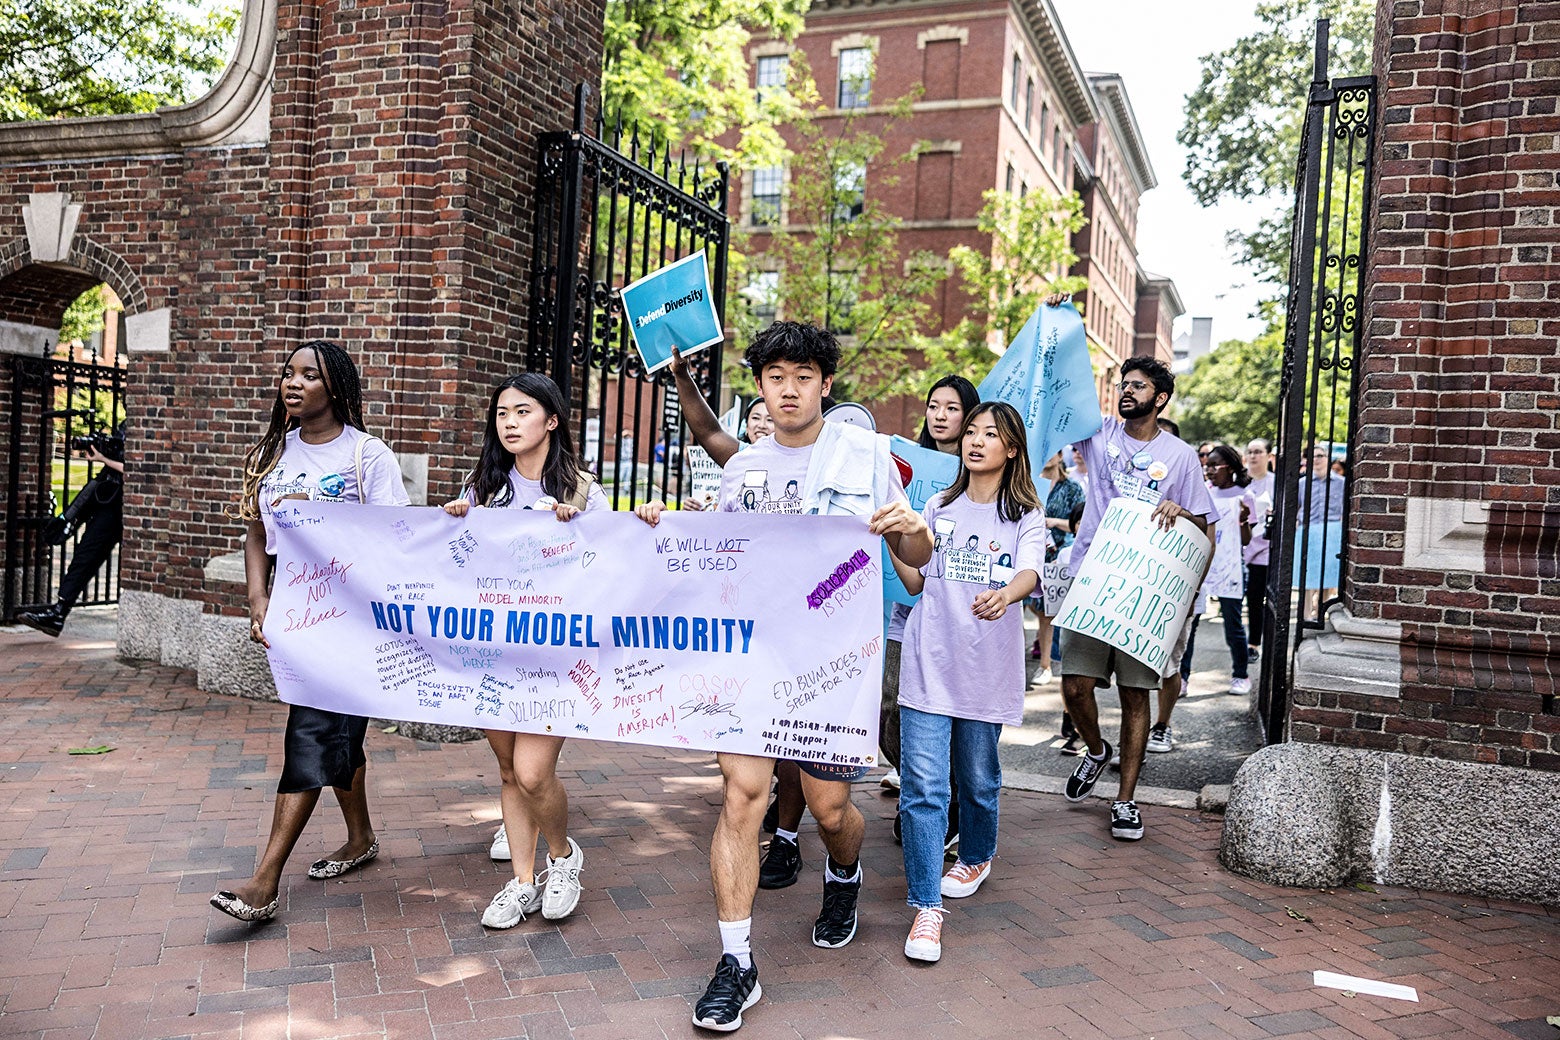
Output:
[238,340,367,520]
[465,373,584,508]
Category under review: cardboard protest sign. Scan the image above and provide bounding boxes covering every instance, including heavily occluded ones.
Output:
[1040,543,1075,615]
[1053,498,1211,673]
[619,252,723,373]
[264,504,884,765]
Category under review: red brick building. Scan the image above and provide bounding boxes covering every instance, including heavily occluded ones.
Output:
[739,0,1181,432]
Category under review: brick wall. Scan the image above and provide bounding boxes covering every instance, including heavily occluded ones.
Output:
[1294,0,1560,769]
[0,0,606,617]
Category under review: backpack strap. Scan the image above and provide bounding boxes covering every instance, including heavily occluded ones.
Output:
[566,468,596,512]
[352,433,368,503]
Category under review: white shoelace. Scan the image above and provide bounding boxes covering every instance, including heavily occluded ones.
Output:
[909,908,948,943]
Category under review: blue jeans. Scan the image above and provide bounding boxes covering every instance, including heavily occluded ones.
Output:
[899,705,1002,910]
[1179,597,1250,681]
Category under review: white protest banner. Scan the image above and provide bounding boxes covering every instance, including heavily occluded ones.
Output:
[684,446,721,509]
[264,503,885,766]
[1040,543,1075,615]
[1204,497,1244,600]
[1053,498,1211,673]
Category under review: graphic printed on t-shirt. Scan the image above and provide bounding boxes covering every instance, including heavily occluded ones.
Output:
[261,468,350,505]
[735,469,804,514]
[927,522,1014,588]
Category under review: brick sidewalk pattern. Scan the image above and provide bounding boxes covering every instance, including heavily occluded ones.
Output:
[2,628,1557,1039]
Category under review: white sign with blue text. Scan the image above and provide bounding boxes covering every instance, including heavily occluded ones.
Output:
[619,252,723,374]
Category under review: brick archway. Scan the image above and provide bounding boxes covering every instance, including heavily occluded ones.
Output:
[0,236,149,328]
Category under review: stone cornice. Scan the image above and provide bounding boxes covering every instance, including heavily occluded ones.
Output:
[1086,72,1156,194]
[0,0,274,162]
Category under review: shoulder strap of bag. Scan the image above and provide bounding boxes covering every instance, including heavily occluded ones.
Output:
[566,469,595,512]
[353,433,368,503]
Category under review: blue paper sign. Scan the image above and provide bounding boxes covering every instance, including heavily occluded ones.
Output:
[883,436,961,608]
[977,302,1102,477]
[619,252,724,373]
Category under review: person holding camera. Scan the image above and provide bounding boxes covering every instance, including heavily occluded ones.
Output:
[18,427,125,638]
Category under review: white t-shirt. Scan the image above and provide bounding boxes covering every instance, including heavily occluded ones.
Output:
[258,426,408,553]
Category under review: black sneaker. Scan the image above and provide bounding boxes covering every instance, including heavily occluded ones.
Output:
[17,605,65,638]
[1065,740,1112,802]
[812,870,861,948]
[760,793,779,834]
[1110,799,1144,841]
[1059,733,1084,756]
[692,954,761,1032]
[757,835,801,890]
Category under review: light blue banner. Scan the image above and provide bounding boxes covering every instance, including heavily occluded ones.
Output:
[883,436,961,607]
[620,252,723,373]
[977,302,1101,477]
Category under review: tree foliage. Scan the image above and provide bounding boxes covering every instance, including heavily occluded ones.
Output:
[1170,312,1285,448]
[0,0,238,121]
[919,187,1087,395]
[602,0,810,170]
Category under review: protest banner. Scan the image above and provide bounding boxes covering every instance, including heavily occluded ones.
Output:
[1040,543,1075,615]
[619,252,723,373]
[264,503,884,766]
[978,301,1101,478]
[1204,497,1244,600]
[1053,498,1211,673]
[883,435,960,607]
[683,446,722,509]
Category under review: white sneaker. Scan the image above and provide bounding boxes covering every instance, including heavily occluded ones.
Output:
[904,908,947,962]
[489,825,511,862]
[540,836,584,920]
[1146,724,1174,754]
[940,859,992,898]
[880,769,901,792]
[1037,668,1053,685]
[1230,677,1253,695]
[481,877,540,928]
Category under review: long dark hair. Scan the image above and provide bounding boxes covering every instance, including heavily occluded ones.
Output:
[1208,444,1250,488]
[917,375,980,450]
[467,373,585,507]
[939,401,1041,523]
[239,340,366,520]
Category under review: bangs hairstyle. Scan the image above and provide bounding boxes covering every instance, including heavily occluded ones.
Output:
[238,340,366,521]
[916,374,980,450]
[1208,443,1251,487]
[742,320,841,379]
[939,401,1042,523]
[466,373,585,507]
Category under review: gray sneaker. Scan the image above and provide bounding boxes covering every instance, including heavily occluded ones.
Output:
[1146,724,1174,754]
[541,837,584,920]
[481,877,541,929]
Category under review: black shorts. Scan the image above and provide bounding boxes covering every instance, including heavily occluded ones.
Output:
[278,705,369,793]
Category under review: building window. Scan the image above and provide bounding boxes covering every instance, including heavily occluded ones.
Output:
[1039,103,1050,154]
[1053,127,1063,169]
[1010,54,1021,108]
[1018,179,1028,199]
[751,167,782,225]
[748,271,779,325]
[838,47,872,109]
[1024,76,1034,129]
[827,270,858,333]
[756,54,788,102]
[1005,163,1015,193]
[833,161,865,222]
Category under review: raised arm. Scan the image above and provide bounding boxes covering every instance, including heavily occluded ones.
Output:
[671,347,741,467]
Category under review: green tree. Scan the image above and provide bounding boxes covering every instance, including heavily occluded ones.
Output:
[602,0,811,170]
[1172,320,1285,447]
[1178,0,1375,285]
[920,187,1088,395]
[756,90,948,402]
[0,0,238,121]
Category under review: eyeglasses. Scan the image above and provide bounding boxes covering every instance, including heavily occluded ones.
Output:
[1117,379,1152,392]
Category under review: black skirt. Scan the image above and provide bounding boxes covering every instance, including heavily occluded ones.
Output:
[278,705,369,793]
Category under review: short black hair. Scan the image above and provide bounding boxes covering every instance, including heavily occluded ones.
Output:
[744,320,841,379]
[1121,355,1174,408]
[1156,416,1181,438]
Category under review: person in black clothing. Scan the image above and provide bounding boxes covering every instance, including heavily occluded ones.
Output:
[18,430,124,638]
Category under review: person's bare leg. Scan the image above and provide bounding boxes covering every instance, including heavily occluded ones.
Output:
[511,733,569,858]
[227,789,322,906]
[712,753,776,921]
[1037,614,1054,670]
[1155,674,1181,729]
[488,730,539,882]
[775,760,805,832]
[798,774,864,867]
[1060,674,1104,755]
[1115,686,1152,801]
[319,763,375,863]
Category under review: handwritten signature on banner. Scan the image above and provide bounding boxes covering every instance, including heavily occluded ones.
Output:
[265,504,885,764]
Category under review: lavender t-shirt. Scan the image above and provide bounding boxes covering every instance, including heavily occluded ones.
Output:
[1071,418,1217,564]
[468,470,610,513]
[258,426,408,553]
[899,493,1047,726]
[1243,472,1274,566]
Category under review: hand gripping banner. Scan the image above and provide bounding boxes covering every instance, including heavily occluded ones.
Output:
[263,503,885,766]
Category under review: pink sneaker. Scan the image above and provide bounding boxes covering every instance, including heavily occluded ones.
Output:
[904,907,947,962]
[940,859,992,898]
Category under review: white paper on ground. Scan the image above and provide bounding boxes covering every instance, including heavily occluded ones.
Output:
[1313,970,1420,1002]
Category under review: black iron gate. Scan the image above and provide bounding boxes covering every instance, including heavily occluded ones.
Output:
[4,352,128,621]
[530,84,731,510]
[1257,20,1376,742]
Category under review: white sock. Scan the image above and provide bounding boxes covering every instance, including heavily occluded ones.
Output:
[1087,743,1109,762]
[775,827,799,844]
[719,918,752,969]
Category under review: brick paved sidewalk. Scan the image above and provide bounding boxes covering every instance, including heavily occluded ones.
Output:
[2,625,1557,1040]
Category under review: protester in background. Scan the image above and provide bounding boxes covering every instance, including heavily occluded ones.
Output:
[1031,451,1084,683]
[211,340,409,923]
[891,402,1043,963]
[743,397,773,445]
[17,425,126,638]
[1241,439,1275,660]
[443,373,602,930]
[1069,443,1089,495]
[1296,442,1347,615]
[1188,445,1253,697]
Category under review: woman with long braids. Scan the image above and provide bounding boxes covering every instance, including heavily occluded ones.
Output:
[211,340,409,923]
[443,373,603,928]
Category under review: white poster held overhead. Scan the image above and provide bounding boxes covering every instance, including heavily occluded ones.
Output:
[1053,498,1212,673]
[264,503,885,765]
